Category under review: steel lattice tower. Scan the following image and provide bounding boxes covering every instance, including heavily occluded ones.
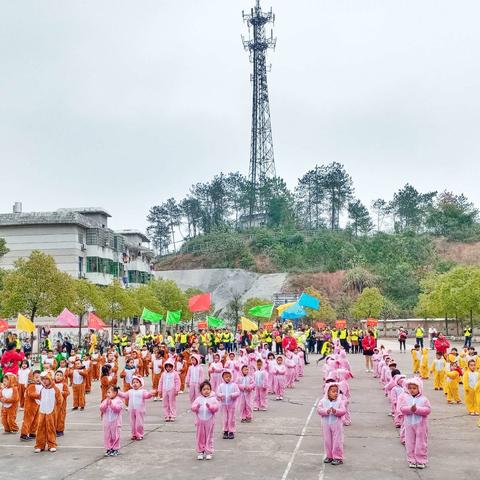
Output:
[242,0,276,218]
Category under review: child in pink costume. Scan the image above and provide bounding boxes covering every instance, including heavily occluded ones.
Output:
[397,377,431,469]
[216,369,240,439]
[266,353,276,394]
[208,354,223,392]
[186,355,204,405]
[100,385,123,456]
[336,368,353,426]
[372,348,381,378]
[253,359,268,411]
[191,380,220,460]
[284,352,296,388]
[224,353,237,381]
[318,382,346,466]
[118,375,153,440]
[157,360,180,422]
[292,350,300,381]
[272,356,287,400]
[247,352,257,376]
[297,348,305,377]
[338,350,351,372]
[390,375,406,427]
[237,365,255,422]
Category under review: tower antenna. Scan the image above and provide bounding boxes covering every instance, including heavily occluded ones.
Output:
[242,0,277,223]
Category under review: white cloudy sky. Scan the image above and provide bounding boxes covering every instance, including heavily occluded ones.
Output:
[1,0,479,232]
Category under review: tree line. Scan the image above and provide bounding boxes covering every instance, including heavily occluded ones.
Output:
[147,163,479,254]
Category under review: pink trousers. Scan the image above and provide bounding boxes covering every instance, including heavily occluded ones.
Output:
[221,404,236,432]
[273,376,285,397]
[254,387,267,410]
[342,401,351,426]
[189,383,200,404]
[238,393,253,420]
[103,418,121,450]
[405,422,428,464]
[163,389,177,418]
[196,418,215,454]
[129,409,145,438]
[322,422,344,460]
[267,374,274,393]
[286,368,296,387]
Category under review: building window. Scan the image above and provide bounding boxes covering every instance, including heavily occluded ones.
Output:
[78,232,85,244]
[127,270,152,284]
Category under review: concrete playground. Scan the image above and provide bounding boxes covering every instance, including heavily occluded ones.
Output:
[0,340,477,480]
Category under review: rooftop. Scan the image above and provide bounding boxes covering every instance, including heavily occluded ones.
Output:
[116,229,150,243]
[0,210,101,228]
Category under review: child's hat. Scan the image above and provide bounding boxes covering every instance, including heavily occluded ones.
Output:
[131,375,144,387]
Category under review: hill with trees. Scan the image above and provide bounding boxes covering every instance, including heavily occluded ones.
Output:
[148,162,480,320]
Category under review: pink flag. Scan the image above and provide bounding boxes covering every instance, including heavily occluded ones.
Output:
[88,312,106,330]
[56,308,79,327]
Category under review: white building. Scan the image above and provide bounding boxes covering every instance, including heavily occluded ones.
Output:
[0,204,154,287]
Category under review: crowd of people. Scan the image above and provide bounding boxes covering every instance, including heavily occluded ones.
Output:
[0,324,310,459]
[1,322,478,470]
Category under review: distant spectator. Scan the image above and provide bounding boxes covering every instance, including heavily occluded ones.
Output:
[434,333,450,356]
[1,341,25,375]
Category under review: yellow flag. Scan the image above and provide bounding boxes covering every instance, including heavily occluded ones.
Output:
[240,316,258,332]
[276,302,295,314]
[16,313,35,333]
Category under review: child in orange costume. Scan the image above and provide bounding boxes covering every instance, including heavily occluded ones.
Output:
[70,360,88,410]
[91,349,101,381]
[20,370,42,441]
[18,359,32,410]
[150,348,165,401]
[176,353,188,393]
[54,370,70,436]
[83,354,92,394]
[100,364,118,402]
[34,372,62,453]
[0,373,19,433]
[131,351,144,378]
[140,346,151,377]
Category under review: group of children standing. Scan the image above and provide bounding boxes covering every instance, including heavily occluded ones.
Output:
[373,347,432,469]
[317,342,354,466]
[410,344,480,426]
[1,341,308,460]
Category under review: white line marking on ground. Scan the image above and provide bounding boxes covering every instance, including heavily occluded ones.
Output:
[318,463,325,480]
[281,398,319,480]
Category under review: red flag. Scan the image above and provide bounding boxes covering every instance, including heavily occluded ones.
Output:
[88,312,106,330]
[188,293,211,312]
[0,319,9,333]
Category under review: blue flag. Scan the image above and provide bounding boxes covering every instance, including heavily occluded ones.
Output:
[298,292,320,310]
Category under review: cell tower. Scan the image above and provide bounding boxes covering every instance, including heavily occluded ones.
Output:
[242,0,277,219]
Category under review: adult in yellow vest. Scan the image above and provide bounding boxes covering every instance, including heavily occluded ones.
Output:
[464,326,473,348]
[415,325,425,348]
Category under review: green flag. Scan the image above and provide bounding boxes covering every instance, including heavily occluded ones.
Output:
[141,307,163,324]
[207,316,225,328]
[166,310,182,325]
[249,304,274,318]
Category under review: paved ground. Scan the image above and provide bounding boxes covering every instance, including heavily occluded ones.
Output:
[0,340,478,479]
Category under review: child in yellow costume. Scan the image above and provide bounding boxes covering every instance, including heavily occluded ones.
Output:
[445,362,462,404]
[419,348,429,379]
[430,351,446,390]
[411,345,421,374]
[463,360,480,415]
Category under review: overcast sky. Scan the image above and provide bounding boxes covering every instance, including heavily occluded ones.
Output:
[1,1,479,233]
